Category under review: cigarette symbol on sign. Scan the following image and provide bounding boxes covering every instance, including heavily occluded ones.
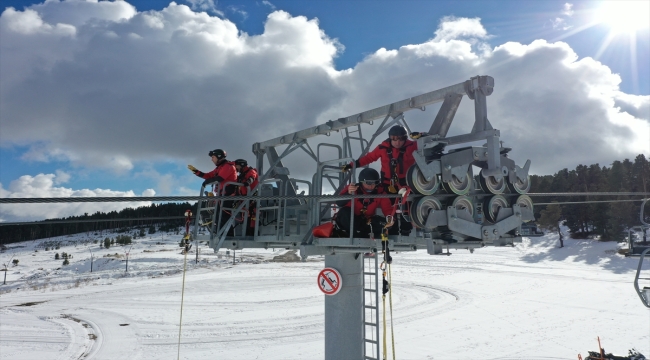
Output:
[321,273,337,289]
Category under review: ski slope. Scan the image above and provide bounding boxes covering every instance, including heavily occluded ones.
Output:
[1,230,649,360]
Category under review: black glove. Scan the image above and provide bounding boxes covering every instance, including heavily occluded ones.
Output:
[342,164,352,172]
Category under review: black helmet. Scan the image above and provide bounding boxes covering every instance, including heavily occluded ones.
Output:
[388,125,407,138]
[358,168,380,184]
[208,149,226,159]
[234,159,248,168]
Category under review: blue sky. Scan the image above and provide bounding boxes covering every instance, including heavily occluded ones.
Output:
[0,0,648,221]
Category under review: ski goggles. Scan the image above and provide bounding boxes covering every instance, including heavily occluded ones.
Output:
[361,180,380,186]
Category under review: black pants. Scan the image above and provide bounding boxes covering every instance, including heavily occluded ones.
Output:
[335,207,388,238]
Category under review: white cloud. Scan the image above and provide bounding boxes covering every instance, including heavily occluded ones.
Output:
[563,3,574,17]
[262,1,276,10]
[432,16,488,42]
[185,0,223,16]
[0,2,647,194]
[1,3,343,175]
[0,174,153,222]
[135,167,180,195]
[54,170,71,184]
[227,5,248,20]
[142,188,156,196]
[551,3,574,30]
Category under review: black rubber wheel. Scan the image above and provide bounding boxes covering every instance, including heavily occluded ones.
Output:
[484,195,509,223]
[514,195,534,222]
[507,174,531,194]
[406,165,439,195]
[442,171,471,195]
[451,195,474,218]
[411,196,443,230]
[478,169,506,194]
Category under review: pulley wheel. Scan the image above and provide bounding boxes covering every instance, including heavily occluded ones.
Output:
[515,195,534,222]
[484,195,509,223]
[508,174,531,194]
[451,195,474,218]
[442,171,471,195]
[410,196,443,229]
[479,169,506,194]
[407,165,439,195]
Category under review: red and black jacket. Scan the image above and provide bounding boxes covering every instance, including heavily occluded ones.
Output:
[194,160,237,195]
[351,139,417,186]
[237,166,259,196]
[337,184,392,219]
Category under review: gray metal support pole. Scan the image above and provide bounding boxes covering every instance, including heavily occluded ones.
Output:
[324,253,363,360]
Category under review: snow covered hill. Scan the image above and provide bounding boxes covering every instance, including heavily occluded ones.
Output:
[1,230,649,359]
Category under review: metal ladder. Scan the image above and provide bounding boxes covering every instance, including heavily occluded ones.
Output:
[363,250,380,360]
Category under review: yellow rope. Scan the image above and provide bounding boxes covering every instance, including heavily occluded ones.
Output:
[177,243,189,360]
[388,263,395,360]
[382,291,387,360]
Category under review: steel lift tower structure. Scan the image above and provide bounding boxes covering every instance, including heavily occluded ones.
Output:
[193,75,534,360]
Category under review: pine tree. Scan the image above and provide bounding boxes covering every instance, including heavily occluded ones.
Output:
[539,203,562,236]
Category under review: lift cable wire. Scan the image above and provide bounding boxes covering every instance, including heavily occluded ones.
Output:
[535,199,646,206]
[0,216,187,226]
[0,193,648,226]
[0,192,648,204]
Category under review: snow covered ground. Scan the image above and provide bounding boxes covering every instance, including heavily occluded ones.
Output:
[1,229,649,360]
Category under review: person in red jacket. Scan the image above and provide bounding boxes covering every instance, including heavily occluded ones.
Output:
[234,159,259,236]
[343,125,415,236]
[188,149,238,234]
[188,149,237,195]
[234,159,259,195]
[344,125,416,193]
[335,168,395,238]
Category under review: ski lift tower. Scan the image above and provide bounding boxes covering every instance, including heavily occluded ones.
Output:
[193,75,534,360]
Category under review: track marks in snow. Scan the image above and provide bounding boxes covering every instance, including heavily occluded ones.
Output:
[0,309,90,360]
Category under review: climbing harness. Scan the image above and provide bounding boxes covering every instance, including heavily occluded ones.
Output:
[380,141,411,193]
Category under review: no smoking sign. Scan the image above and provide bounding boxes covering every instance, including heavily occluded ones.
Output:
[317,267,342,295]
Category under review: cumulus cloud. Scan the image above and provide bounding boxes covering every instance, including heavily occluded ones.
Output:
[0,173,155,222]
[0,1,647,198]
[1,3,342,175]
[432,16,488,42]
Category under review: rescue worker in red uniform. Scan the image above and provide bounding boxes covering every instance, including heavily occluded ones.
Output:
[234,159,259,236]
[188,149,237,195]
[335,168,395,238]
[188,149,238,234]
[234,159,259,195]
[343,125,415,236]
